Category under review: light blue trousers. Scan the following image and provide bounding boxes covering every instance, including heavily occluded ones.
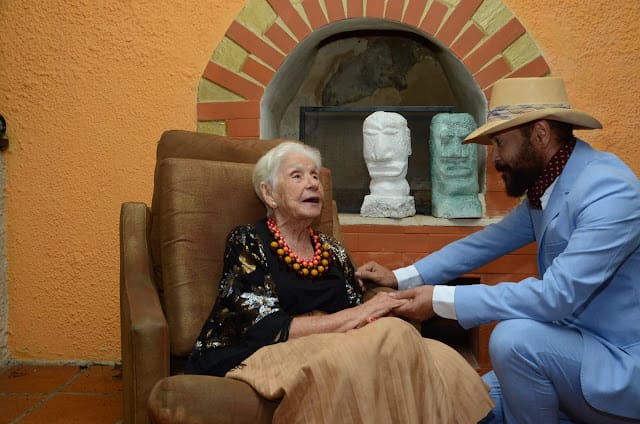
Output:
[478,319,639,424]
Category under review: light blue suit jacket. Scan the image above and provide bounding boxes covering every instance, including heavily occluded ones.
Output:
[415,140,640,418]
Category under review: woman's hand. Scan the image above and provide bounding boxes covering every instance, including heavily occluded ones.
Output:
[354,291,407,328]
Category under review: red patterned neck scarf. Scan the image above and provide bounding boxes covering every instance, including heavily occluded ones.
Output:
[527,138,576,209]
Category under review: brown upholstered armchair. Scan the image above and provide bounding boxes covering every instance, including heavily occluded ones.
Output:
[119,130,344,423]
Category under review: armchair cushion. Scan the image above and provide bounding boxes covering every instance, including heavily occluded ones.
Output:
[149,132,286,292]
[155,159,263,356]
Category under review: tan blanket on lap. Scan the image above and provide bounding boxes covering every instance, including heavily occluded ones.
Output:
[227,317,493,424]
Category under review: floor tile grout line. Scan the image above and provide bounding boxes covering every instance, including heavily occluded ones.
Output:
[8,366,90,424]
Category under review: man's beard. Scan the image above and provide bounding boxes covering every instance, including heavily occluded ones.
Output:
[495,141,545,198]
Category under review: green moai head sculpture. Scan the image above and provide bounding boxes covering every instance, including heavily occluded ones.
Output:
[429,113,482,218]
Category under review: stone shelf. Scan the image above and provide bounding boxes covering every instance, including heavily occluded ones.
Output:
[339,213,501,227]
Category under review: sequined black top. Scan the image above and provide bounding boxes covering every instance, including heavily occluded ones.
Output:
[184,219,363,376]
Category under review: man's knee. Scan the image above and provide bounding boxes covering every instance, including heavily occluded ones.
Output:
[489,319,544,364]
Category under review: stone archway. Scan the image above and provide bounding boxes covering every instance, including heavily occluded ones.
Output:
[196,0,549,136]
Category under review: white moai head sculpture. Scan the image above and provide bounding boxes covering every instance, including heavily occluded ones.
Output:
[362,111,412,196]
[360,111,415,218]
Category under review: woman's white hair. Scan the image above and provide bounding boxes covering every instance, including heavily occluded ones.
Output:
[252,141,322,212]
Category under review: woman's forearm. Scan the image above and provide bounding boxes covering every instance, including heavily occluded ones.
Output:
[287,292,407,339]
[288,307,364,339]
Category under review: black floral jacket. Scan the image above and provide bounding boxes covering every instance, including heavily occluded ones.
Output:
[185,222,362,376]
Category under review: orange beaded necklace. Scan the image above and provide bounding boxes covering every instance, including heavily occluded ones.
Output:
[267,217,331,278]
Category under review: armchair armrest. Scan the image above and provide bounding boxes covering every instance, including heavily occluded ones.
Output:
[148,375,277,424]
[120,202,170,424]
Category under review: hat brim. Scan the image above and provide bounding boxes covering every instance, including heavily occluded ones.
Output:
[463,108,602,145]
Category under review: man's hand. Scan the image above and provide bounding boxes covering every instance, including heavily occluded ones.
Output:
[390,285,435,321]
[355,261,398,291]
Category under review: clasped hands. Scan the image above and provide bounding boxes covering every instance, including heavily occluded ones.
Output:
[355,261,436,322]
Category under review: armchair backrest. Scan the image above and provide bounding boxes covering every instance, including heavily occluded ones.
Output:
[149,130,336,356]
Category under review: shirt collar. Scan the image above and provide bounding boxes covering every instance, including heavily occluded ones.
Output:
[527,138,576,209]
[540,178,558,210]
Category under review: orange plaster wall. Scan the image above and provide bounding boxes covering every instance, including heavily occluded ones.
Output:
[0,0,638,361]
[503,0,640,164]
[0,1,247,361]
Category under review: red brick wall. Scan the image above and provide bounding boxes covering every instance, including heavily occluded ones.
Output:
[342,223,538,277]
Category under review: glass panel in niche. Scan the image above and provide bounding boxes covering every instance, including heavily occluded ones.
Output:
[300,106,455,214]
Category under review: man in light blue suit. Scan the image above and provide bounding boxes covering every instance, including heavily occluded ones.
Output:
[356,77,640,423]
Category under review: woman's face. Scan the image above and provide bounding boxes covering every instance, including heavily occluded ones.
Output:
[267,152,324,224]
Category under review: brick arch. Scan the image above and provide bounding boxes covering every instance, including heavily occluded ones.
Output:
[197,0,550,140]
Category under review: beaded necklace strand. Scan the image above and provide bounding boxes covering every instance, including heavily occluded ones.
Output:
[267,217,331,278]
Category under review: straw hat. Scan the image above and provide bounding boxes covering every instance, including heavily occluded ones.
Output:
[463,77,602,145]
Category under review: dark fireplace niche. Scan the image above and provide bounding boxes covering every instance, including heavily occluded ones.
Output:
[421,276,481,367]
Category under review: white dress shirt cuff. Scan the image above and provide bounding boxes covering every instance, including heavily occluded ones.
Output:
[393,265,424,290]
[432,285,457,319]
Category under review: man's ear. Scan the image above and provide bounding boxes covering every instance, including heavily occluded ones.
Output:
[533,120,552,148]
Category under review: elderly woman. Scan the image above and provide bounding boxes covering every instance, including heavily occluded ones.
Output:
[185,142,492,423]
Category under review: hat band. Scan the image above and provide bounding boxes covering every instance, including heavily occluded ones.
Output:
[488,103,570,122]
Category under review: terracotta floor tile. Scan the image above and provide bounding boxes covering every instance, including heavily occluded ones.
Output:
[0,365,81,393]
[63,365,123,394]
[0,393,46,424]
[19,393,122,424]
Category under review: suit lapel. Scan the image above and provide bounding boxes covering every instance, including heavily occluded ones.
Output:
[537,140,595,247]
